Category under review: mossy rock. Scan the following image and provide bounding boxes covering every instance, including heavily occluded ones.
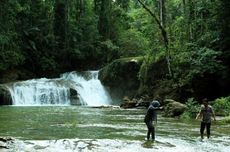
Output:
[99,57,144,102]
[138,58,168,95]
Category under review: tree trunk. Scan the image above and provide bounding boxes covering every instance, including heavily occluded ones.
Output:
[77,0,84,19]
[188,0,194,41]
[137,0,172,77]
[182,0,186,15]
[159,0,166,27]
[98,0,112,40]
[53,0,68,67]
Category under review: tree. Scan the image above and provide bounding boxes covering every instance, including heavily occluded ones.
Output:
[98,0,112,40]
[0,1,25,71]
[53,0,68,69]
[137,0,172,77]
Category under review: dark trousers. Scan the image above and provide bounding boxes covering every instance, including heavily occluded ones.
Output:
[200,122,211,138]
[145,121,155,140]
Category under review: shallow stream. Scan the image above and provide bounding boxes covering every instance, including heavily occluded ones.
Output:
[0,106,229,152]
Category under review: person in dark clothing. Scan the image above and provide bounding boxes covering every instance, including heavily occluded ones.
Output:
[196,98,216,139]
[144,100,161,141]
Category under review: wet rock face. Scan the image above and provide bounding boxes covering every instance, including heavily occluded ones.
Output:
[69,88,82,105]
[0,85,12,105]
[99,57,143,101]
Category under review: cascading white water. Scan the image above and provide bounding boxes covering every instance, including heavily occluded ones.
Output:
[7,79,71,106]
[61,71,112,106]
[7,71,112,106]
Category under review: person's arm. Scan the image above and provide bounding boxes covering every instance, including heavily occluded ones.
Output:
[211,107,216,121]
[158,106,163,110]
[195,111,201,120]
[196,105,204,120]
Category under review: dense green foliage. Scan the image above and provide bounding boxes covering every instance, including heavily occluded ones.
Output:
[180,98,199,120]
[0,0,230,102]
[0,0,151,80]
[213,96,230,116]
[181,96,230,120]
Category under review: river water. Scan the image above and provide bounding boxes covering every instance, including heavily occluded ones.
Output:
[0,106,229,152]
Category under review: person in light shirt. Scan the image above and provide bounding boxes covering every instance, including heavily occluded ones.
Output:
[196,98,216,139]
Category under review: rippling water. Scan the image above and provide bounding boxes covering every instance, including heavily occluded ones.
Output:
[0,106,229,152]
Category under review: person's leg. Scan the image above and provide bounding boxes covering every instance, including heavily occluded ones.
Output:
[206,123,211,138]
[147,128,151,140]
[200,122,205,139]
[152,126,155,141]
[146,121,153,140]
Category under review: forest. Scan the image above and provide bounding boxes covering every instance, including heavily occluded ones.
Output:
[0,0,230,101]
[1,1,230,151]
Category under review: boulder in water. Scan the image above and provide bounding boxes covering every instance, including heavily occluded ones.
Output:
[99,57,143,102]
[0,85,12,105]
[163,99,187,117]
[69,88,85,105]
[120,96,151,108]
[120,96,137,108]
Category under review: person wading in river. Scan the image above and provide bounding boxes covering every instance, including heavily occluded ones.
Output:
[196,98,216,139]
[144,100,161,141]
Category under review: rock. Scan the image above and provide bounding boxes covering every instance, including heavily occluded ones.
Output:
[0,85,12,105]
[120,96,137,108]
[135,98,150,108]
[69,88,85,105]
[0,137,13,142]
[99,57,143,101]
[0,137,14,150]
[163,99,187,117]
[163,99,175,105]
[138,58,168,95]
[120,96,153,108]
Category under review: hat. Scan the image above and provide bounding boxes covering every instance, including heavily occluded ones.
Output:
[151,100,160,108]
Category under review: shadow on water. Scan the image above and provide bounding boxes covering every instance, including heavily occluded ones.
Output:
[142,140,176,149]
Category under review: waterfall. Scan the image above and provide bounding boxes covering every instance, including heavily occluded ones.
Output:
[7,71,112,106]
[61,71,112,106]
[7,79,71,106]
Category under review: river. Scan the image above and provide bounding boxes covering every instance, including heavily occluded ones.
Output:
[0,106,229,152]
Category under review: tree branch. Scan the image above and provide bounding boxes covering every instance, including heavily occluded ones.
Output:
[137,0,168,47]
[137,0,172,77]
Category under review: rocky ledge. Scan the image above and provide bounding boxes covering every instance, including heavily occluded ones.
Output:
[120,97,187,117]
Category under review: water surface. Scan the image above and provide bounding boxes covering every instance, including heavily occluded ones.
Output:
[0,106,229,152]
